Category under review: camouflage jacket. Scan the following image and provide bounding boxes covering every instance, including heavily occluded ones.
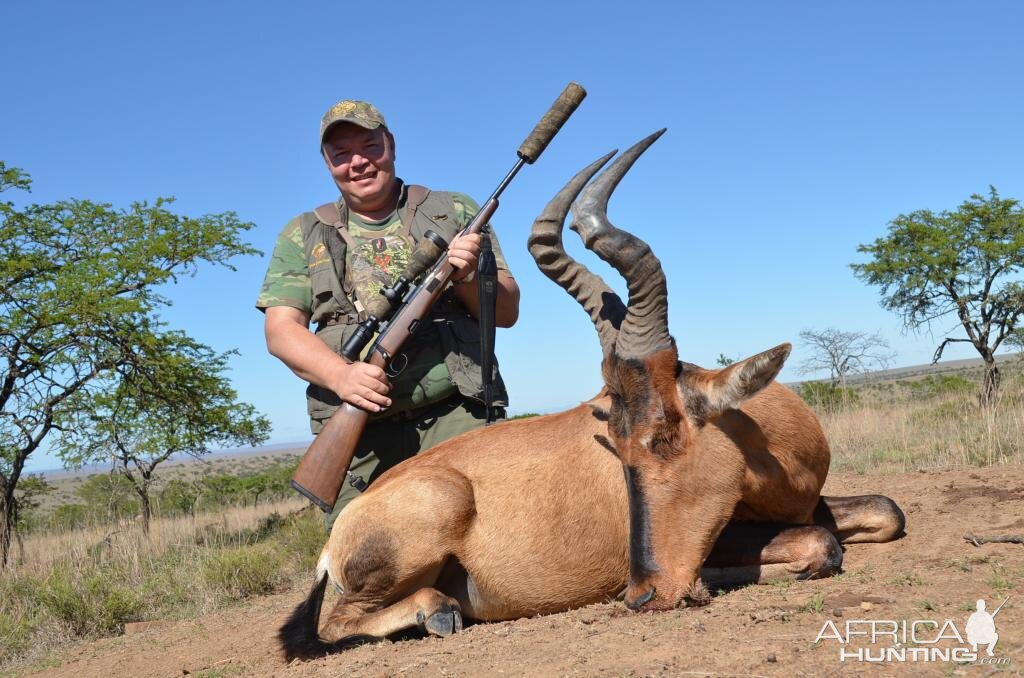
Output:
[257,182,510,432]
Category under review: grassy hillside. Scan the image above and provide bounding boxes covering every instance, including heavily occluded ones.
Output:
[795,354,1024,471]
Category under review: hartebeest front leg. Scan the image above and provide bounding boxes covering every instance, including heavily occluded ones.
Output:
[320,587,463,640]
[318,468,476,642]
[815,495,906,543]
[701,522,843,587]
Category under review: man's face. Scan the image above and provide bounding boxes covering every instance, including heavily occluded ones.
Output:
[321,123,397,215]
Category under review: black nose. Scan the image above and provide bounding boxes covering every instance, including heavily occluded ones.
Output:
[625,587,656,610]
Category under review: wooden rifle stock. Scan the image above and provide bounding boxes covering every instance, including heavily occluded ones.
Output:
[290,402,369,513]
[291,83,587,512]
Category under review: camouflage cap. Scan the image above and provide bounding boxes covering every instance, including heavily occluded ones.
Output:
[319,100,387,144]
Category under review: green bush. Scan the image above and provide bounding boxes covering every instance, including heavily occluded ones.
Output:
[203,545,286,599]
[48,503,91,530]
[38,565,143,636]
[797,382,861,410]
[194,461,298,512]
[75,474,139,521]
[198,509,322,600]
[197,474,246,510]
[274,509,327,571]
[136,545,205,615]
[159,478,199,517]
[0,599,36,664]
[908,374,974,398]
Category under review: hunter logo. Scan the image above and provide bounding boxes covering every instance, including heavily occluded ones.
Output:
[370,238,391,271]
[966,599,1001,656]
[309,243,330,269]
[814,597,1010,665]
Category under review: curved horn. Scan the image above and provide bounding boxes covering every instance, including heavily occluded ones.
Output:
[570,129,672,359]
[528,150,626,355]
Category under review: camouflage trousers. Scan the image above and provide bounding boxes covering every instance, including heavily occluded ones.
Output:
[324,395,504,531]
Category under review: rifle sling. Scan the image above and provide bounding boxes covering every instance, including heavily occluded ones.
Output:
[477,236,498,423]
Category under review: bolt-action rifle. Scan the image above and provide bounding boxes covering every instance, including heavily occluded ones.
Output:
[291,83,587,512]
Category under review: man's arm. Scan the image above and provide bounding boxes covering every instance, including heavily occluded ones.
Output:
[447,231,520,327]
[263,306,392,412]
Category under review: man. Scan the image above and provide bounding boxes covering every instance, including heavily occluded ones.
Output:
[257,100,520,527]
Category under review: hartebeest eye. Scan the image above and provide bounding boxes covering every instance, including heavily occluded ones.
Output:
[608,392,630,439]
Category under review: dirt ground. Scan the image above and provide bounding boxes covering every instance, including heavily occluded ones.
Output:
[29,465,1024,677]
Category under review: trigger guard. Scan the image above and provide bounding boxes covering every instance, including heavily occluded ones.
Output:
[386,353,409,378]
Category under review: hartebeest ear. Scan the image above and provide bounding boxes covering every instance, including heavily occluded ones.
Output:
[707,343,791,412]
[681,343,791,422]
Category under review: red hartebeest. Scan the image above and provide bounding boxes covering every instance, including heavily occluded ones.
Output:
[278,131,904,661]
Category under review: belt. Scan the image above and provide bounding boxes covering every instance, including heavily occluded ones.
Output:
[374,393,463,424]
[376,395,506,426]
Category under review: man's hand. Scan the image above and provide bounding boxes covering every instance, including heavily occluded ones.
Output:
[448,232,480,282]
[328,362,392,412]
[264,306,393,412]
[445,231,520,327]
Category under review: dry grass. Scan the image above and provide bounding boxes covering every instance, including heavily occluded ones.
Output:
[818,367,1024,473]
[1,498,324,671]
[12,497,307,575]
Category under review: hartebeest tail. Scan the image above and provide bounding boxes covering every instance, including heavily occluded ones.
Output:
[277,571,375,662]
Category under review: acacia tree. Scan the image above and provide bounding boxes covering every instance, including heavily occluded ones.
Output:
[57,335,271,534]
[852,187,1024,407]
[0,161,260,566]
[1008,328,1024,353]
[797,328,895,388]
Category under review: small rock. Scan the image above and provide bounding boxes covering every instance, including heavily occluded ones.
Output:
[833,608,844,617]
[766,653,777,663]
[860,602,873,611]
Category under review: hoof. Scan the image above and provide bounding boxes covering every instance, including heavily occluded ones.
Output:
[423,608,463,637]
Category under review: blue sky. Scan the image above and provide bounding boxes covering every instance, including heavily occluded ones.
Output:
[4,1,1023,472]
